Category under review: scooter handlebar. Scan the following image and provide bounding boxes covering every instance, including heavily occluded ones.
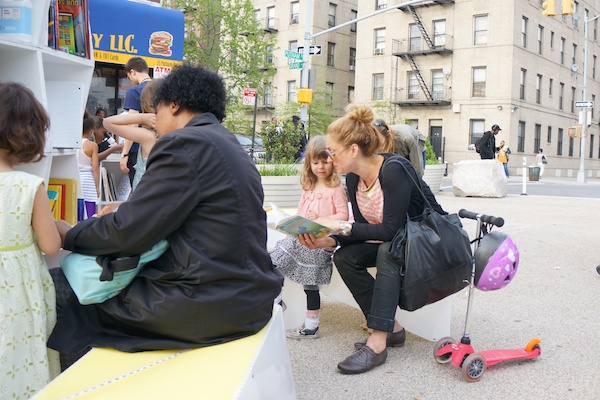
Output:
[458,209,504,227]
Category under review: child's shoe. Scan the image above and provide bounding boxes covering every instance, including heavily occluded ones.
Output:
[286,325,320,339]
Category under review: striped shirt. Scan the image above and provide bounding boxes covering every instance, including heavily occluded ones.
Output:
[356,178,384,225]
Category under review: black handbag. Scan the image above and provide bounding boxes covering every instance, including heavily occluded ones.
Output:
[387,160,472,311]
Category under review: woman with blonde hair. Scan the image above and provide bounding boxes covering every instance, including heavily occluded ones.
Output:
[299,104,446,374]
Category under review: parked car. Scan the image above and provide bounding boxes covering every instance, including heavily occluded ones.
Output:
[235,134,266,162]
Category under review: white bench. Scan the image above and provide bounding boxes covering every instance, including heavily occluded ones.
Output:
[268,228,451,342]
[33,305,295,400]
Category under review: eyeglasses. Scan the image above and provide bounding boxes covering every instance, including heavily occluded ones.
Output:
[326,147,347,160]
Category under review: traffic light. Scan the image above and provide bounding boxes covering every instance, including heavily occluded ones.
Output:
[568,126,581,138]
[542,0,556,16]
[561,0,575,15]
[297,88,313,104]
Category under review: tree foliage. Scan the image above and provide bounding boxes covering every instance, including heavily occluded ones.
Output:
[262,120,303,164]
[167,0,277,132]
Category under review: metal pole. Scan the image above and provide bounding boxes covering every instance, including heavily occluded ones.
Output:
[251,93,258,160]
[521,157,527,195]
[577,15,589,183]
[299,0,312,125]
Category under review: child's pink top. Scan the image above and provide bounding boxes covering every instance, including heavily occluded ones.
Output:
[297,186,349,221]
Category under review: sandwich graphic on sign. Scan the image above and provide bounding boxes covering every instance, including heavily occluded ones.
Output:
[148,31,173,57]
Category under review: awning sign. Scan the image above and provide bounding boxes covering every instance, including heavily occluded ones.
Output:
[89,0,184,68]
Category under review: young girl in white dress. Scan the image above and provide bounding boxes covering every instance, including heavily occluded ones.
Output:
[0,82,62,398]
[271,135,349,338]
[76,116,99,219]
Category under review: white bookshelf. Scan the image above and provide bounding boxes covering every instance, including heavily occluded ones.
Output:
[98,155,129,211]
[3,0,94,191]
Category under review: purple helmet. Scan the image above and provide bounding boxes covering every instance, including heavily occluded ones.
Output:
[474,232,519,291]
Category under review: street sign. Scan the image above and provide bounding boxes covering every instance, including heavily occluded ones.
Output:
[296,45,322,56]
[289,61,303,70]
[284,50,303,60]
[575,101,594,108]
[243,88,257,106]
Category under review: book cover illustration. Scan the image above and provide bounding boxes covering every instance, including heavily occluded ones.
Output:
[275,215,334,239]
[57,0,87,57]
[58,13,76,55]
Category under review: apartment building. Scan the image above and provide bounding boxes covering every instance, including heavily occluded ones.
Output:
[252,0,358,127]
[354,0,600,177]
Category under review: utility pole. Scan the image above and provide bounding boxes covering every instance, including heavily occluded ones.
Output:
[577,13,600,183]
[298,0,429,126]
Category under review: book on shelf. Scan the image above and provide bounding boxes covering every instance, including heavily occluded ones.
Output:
[275,215,335,239]
[48,0,59,49]
[49,178,78,225]
[47,184,64,221]
[55,0,90,58]
[101,167,113,201]
[109,173,118,202]
[47,189,59,215]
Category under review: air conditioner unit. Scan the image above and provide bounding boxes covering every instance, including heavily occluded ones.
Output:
[349,65,355,71]
[374,48,384,55]
[291,16,298,24]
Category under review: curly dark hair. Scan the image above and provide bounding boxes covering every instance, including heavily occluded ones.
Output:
[152,63,226,122]
[0,82,49,164]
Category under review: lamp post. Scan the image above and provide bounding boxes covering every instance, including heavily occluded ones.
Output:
[577,13,600,183]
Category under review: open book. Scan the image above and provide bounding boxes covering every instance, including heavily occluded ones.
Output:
[275,215,335,239]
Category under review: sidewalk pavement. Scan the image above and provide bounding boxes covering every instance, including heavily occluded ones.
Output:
[286,187,600,399]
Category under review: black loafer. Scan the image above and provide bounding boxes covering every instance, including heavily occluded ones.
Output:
[337,345,387,374]
[354,328,406,351]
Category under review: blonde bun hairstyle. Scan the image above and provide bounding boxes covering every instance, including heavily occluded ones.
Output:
[327,104,380,157]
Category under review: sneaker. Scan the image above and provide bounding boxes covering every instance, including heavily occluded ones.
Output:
[286,325,320,339]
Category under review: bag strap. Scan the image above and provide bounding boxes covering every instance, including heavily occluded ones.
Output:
[384,157,433,210]
[97,255,142,282]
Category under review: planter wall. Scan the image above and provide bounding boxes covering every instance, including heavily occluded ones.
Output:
[422,163,446,193]
[261,176,302,208]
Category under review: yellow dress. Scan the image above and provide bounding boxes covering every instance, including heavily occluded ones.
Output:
[0,171,60,399]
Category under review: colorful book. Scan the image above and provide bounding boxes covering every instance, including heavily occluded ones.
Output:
[47,184,64,220]
[275,215,335,239]
[58,13,76,54]
[47,189,59,214]
[49,178,78,225]
[57,0,88,57]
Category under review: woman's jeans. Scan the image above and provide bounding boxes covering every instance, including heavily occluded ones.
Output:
[333,242,401,333]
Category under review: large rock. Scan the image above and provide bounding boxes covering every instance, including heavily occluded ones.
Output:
[452,160,507,198]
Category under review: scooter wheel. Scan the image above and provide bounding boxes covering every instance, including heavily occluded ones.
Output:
[525,338,541,353]
[462,353,486,382]
[433,336,455,364]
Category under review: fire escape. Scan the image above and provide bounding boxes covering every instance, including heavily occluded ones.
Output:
[392,0,454,106]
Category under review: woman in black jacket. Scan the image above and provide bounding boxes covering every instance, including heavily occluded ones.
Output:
[299,104,445,374]
[50,64,282,367]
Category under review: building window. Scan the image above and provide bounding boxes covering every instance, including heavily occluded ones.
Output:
[374,28,385,54]
[327,42,335,66]
[372,73,384,100]
[559,82,564,110]
[518,121,526,152]
[550,31,554,49]
[432,69,444,99]
[328,3,336,27]
[263,84,272,106]
[572,43,577,66]
[255,9,261,23]
[265,46,273,64]
[376,0,387,9]
[534,124,541,153]
[349,47,356,70]
[557,128,563,155]
[547,126,552,143]
[267,6,276,30]
[409,24,421,51]
[520,69,526,100]
[549,78,553,96]
[287,80,296,102]
[290,2,299,24]
[470,67,485,97]
[590,134,595,158]
[536,74,542,104]
[560,37,565,65]
[595,17,598,40]
[568,136,574,157]
[521,17,528,48]
[288,41,298,65]
[433,20,446,47]
[408,72,420,99]
[470,119,485,145]
[348,86,354,103]
[474,15,488,45]
[350,10,357,33]
[593,94,596,119]
[537,25,543,55]
[571,86,576,113]
[593,55,597,79]
[325,82,334,105]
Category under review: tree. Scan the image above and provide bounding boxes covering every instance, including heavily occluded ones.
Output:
[167,0,277,132]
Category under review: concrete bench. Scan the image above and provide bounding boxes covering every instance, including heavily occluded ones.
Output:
[267,228,451,342]
[33,305,295,400]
